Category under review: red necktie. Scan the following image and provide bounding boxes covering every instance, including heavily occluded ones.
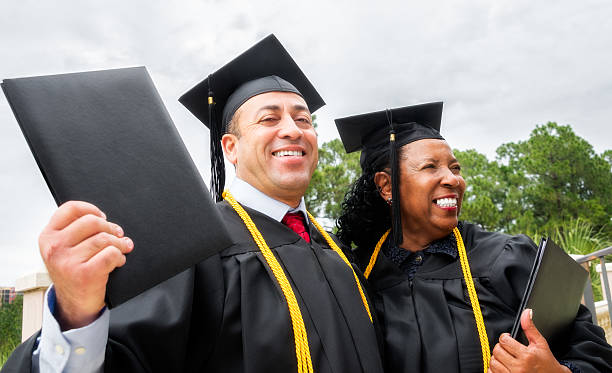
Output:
[282,212,311,243]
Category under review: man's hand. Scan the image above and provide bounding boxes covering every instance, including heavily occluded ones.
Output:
[39,201,134,331]
[488,309,571,373]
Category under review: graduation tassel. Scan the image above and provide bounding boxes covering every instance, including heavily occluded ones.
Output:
[207,75,225,202]
[386,109,403,247]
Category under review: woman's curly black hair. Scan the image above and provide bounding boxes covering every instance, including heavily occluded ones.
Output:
[336,166,391,252]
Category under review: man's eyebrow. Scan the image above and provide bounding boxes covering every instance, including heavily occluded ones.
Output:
[291,104,310,113]
[255,104,311,115]
[256,105,281,115]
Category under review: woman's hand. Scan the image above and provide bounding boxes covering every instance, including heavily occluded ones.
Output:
[488,309,571,373]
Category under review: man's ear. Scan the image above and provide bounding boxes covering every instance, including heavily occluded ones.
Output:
[374,171,392,201]
[221,133,239,166]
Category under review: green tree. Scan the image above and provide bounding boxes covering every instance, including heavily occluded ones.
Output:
[454,149,504,230]
[453,147,534,233]
[496,122,612,235]
[305,138,361,222]
[604,150,612,168]
[456,131,612,302]
[0,294,22,367]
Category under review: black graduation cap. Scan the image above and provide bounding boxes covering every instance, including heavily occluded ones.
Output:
[179,34,325,201]
[335,102,445,247]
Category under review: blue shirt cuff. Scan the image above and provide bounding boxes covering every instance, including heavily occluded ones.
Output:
[34,285,108,373]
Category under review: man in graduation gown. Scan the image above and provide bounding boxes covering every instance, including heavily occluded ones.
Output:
[2,35,383,373]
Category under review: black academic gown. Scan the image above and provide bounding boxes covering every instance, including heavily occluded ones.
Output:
[2,201,383,373]
[356,222,612,373]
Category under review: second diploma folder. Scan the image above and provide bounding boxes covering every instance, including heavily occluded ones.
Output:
[2,67,233,308]
[510,237,589,345]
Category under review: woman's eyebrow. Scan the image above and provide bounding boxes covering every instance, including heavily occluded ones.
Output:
[418,157,439,163]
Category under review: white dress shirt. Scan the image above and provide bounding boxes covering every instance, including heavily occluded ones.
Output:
[228,177,309,224]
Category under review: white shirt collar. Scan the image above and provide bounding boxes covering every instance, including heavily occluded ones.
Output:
[228,177,309,223]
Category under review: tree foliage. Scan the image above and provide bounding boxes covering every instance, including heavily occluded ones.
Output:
[305,139,361,222]
[455,124,612,302]
[452,149,505,231]
[305,115,362,223]
[0,294,22,367]
[456,122,612,238]
[496,122,612,234]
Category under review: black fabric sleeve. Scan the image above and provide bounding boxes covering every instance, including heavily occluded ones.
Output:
[104,253,224,373]
[489,235,612,372]
[556,304,612,373]
[487,233,538,311]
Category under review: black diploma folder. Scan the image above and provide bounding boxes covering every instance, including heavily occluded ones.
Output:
[511,237,589,345]
[2,67,232,307]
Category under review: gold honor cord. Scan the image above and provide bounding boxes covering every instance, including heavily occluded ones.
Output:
[365,227,490,373]
[306,211,373,323]
[364,229,391,279]
[453,227,491,372]
[223,191,313,373]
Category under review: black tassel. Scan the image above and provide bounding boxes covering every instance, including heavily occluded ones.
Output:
[386,110,403,247]
[208,75,225,202]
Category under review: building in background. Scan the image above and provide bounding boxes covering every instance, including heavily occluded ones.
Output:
[0,286,17,305]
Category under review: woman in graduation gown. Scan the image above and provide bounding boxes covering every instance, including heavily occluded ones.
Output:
[334,102,612,373]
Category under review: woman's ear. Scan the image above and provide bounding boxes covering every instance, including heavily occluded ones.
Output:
[374,171,392,201]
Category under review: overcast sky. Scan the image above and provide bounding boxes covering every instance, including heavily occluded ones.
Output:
[1,0,611,285]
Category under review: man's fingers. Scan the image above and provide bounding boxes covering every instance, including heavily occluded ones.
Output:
[61,214,123,247]
[497,333,527,358]
[47,201,106,231]
[74,233,134,262]
[520,308,545,346]
[86,246,128,275]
